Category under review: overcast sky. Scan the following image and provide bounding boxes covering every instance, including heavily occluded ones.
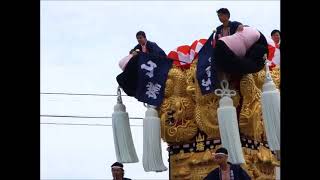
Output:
[40,1,280,179]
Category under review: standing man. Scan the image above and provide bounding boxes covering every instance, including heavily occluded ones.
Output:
[204,147,251,180]
[130,31,166,57]
[214,8,244,43]
[197,8,243,94]
[120,31,166,71]
[212,8,246,116]
[271,29,281,48]
[111,162,132,180]
[267,29,281,68]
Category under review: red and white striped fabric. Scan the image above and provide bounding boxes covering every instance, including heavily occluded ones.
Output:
[190,39,207,60]
[168,39,207,68]
[266,37,280,70]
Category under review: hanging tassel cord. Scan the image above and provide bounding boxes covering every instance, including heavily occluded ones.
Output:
[264,53,276,85]
[112,86,139,163]
[214,79,245,164]
[117,86,123,104]
[214,79,237,99]
[261,55,280,152]
[263,54,281,154]
[142,103,167,172]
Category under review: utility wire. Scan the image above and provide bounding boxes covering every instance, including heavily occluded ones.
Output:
[41,92,129,97]
[41,115,143,119]
[41,122,142,127]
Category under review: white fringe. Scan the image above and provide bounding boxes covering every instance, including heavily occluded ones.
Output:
[261,72,280,151]
[142,105,168,172]
[112,88,139,163]
[215,80,245,164]
[217,96,245,164]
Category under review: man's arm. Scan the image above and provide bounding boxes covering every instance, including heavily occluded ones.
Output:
[133,44,141,52]
[236,24,244,32]
[155,43,167,57]
[233,21,243,26]
[214,25,222,41]
[130,44,141,55]
[231,21,243,33]
[149,41,167,57]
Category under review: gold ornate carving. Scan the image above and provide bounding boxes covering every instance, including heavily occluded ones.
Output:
[159,67,198,143]
[159,59,280,179]
[239,74,265,141]
[185,61,240,139]
[169,146,278,180]
[195,133,205,151]
[252,66,280,91]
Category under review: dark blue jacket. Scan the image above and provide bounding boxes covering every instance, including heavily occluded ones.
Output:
[214,21,243,41]
[204,163,251,180]
[132,40,167,57]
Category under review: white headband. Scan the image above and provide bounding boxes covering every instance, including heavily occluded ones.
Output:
[215,153,228,156]
[112,166,123,169]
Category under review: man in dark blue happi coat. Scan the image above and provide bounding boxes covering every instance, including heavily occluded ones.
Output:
[116,31,171,106]
[204,147,251,180]
[214,8,243,43]
[130,31,166,57]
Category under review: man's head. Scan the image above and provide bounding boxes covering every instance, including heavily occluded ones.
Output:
[213,147,228,166]
[136,31,147,46]
[217,8,230,23]
[271,29,281,44]
[111,162,124,179]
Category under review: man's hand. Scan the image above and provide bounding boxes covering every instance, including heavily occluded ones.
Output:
[132,49,140,56]
[236,25,244,32]
[130,49,140,56]
[132,51,138,56]
[263,53,267,60]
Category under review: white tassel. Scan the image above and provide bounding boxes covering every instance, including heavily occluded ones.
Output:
[142,104,167,172]
[215,80,245,164]
[112,87,139,163]
[261,61,280,151]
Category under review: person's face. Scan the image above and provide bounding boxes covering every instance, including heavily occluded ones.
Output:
[213,154,228,165]
[136,35,147,45]
[217,13,229,23]
[111,168,124,179]
[272,32,281,44]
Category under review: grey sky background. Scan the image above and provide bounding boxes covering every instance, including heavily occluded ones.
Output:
[41,1,280,179]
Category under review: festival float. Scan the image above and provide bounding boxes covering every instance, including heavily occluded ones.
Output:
[112,29,280,180]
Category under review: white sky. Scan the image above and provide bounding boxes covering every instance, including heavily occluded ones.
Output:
[40,1,280,179]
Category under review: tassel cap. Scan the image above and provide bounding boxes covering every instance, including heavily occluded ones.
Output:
[263,78,277,92]
[219,96,233,107]
[114,102,126,112]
